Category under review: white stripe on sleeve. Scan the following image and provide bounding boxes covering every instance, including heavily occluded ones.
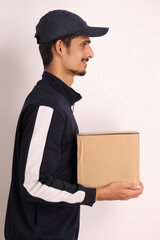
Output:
[23,105,85,204]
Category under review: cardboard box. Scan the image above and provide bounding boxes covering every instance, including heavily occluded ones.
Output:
[77,132,140,188]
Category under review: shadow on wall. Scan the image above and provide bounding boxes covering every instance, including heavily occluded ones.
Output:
[0,46,31,239]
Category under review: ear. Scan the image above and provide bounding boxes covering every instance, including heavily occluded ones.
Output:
[54,40,65,56]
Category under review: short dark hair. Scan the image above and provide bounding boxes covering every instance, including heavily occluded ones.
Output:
[39,34,78,67]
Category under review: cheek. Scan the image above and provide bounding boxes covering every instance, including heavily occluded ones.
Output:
[69,55,82,66]
[70,48,83,60]
[63,50,83,68]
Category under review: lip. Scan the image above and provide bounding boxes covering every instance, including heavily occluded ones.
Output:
[83,61,87,67]
[82,59,88,67]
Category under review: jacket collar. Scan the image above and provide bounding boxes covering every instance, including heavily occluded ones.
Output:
[42,71,82,106]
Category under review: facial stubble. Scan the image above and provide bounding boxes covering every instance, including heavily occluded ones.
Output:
[66,47,88,76]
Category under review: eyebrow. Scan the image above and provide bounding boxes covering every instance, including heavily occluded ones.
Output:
[81,39,91,44]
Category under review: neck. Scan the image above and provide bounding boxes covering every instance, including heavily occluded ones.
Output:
[44,64,74,87]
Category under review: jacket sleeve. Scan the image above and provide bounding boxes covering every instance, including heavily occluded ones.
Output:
[21,105,96,207]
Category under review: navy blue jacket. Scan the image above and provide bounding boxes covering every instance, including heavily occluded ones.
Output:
[5,71,96,240]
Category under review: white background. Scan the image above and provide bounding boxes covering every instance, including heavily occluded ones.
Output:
[0,0,160,239]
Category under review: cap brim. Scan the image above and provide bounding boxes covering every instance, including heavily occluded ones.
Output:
[74,26,109,37]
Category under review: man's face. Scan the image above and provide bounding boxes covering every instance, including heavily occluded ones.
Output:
[62,36,94,76]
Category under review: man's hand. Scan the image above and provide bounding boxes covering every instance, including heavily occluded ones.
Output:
[97,181,144,201]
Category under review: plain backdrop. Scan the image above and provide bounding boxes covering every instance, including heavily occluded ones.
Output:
[0,0,160,239]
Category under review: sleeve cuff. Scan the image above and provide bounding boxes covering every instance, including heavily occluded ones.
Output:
[79,185,96,207]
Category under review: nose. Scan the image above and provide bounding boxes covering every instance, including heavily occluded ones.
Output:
[86,45,94,59]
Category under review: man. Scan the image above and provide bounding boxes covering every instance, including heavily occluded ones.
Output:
[5,10,143,240]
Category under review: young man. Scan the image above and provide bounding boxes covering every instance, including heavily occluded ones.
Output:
[5,10,143,240]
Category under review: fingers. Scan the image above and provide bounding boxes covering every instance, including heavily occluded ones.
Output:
[112,181,143,200]
[124,183,143,200]
[116,182,141,190]
[101,181,144,201]
[140,181,144,190]
[116,188,142,201]
[120,181,144,191]
[126,188,143,197]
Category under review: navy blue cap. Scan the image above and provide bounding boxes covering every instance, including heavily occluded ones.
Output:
[35,10,109,44]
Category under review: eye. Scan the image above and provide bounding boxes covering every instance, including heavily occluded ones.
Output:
[81,43,86,48]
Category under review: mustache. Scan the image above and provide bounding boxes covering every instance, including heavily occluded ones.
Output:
[81,58,89,62]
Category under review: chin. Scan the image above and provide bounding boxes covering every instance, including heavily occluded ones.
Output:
[71,70,86,76]
[77,71,86,76]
